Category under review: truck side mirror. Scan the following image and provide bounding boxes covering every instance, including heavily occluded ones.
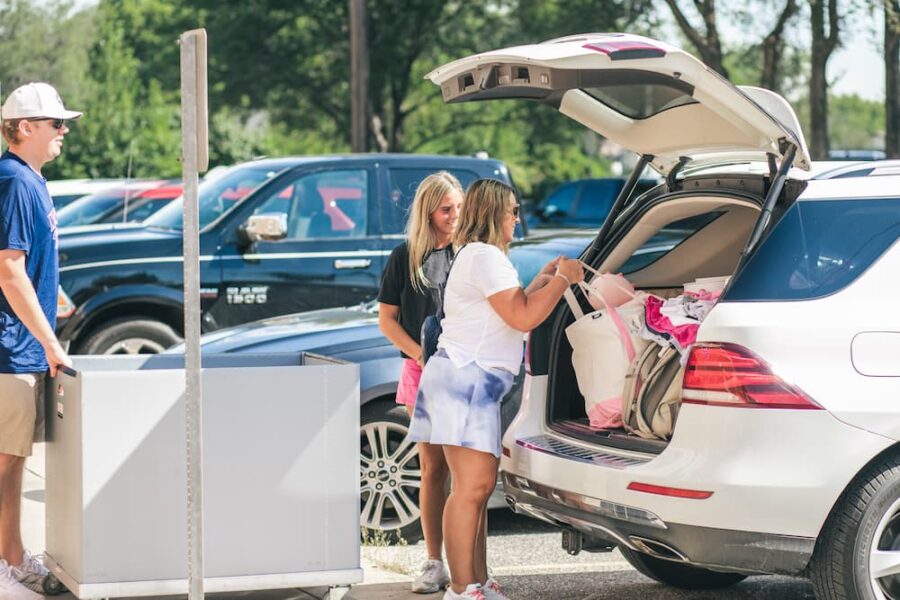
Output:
[238,212,288,244]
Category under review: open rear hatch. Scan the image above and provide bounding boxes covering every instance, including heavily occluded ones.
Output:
[427,34,813,452]
[427,33,810,176]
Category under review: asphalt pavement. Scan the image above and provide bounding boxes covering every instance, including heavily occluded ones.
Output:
[22,445,817,599]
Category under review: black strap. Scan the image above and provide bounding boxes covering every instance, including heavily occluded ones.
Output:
[435,244,466,320]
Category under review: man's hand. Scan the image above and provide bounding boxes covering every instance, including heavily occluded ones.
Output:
[43,339,72,377]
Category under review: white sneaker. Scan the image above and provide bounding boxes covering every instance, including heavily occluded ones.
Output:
[0,559,42,600]
[443,583,488,600]
[411,559,450,594]
[14,551,50,594]
[482,577,510,600]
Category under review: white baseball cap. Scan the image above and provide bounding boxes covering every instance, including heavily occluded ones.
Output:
[1,82,82,121]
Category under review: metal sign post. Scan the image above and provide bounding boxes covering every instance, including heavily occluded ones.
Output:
[179,28,209,600]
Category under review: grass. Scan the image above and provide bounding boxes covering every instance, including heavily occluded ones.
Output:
[360,527,413,576]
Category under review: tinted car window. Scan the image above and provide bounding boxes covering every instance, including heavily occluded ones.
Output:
[105,198,175,223]
[57,193,124,227]
[583,82,697,119]
[575,179,622,220]
[620,213,723,274]
[52,194,87,209]
[146,165,279,230]
[727,199,900,301]
[383,168,480,235]
[542,181,578,217]
[254,169,369,239]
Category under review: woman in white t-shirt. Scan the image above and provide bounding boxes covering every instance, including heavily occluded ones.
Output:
[407,179,584,600]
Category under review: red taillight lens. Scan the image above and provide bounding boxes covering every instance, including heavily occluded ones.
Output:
[682,343,822,410]
[627,482,713,500]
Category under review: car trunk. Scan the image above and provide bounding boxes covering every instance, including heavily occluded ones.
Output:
[544,174,806,453]
[426,33,813,454]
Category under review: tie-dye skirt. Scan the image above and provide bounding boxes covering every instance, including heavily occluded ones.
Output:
[407,350,515,458]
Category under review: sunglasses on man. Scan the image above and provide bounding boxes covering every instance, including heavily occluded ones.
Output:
[30,117,67,130]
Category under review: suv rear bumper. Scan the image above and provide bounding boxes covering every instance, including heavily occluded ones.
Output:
[502,471,814,575]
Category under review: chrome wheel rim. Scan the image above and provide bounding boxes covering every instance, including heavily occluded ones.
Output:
[103,337,167,354]
[870,497,900,599]
[359,420,421,536]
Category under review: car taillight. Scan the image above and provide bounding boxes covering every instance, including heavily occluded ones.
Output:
[682,343,822,410]
[57,286,76,319]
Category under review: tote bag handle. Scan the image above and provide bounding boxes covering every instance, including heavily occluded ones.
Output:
[564,279,637,362]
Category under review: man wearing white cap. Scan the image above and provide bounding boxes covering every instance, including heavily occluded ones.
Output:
[0,82,79,599]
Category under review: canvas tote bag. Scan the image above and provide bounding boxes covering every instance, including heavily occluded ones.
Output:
[564,273,649,430]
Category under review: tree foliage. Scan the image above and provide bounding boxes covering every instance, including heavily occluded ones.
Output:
[0,0,891,194]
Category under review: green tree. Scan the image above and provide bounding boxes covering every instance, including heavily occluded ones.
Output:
[46,8,180,179]
[0,0,95,107]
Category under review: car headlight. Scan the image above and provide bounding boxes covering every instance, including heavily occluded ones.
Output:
[57,286,76,319]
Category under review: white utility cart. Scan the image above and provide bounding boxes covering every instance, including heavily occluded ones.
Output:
[43,352,362,599]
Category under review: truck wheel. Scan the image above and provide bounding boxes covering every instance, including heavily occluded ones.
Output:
[360,402,424,544]
[619,547,747,589]
[810,455,900,600]
[78,319,182,355]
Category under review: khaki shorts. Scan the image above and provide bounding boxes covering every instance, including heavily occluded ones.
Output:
[0,372,45,457]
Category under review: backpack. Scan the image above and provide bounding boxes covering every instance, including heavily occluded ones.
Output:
[621,343,684,440]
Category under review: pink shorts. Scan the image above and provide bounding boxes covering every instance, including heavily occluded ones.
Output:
[395,358,423,406]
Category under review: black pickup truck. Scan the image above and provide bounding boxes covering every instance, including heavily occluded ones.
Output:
[55,154,512,354]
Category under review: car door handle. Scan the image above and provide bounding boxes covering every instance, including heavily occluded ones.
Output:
[334,258,372,269]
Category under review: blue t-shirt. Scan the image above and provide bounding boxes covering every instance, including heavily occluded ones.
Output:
[0,151,59,373]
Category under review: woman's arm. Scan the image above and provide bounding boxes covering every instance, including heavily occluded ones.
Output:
[378,303,423,363]
[488,258,584,332]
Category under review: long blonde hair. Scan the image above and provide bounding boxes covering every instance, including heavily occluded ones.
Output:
[453,179,515,253]
[407,171,464,292]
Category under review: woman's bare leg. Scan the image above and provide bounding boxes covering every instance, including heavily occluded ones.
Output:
[442,445,498,593]
[408,401,449,559]
[474,504,489,583]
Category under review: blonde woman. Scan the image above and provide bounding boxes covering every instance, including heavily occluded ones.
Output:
[408,179,584,600]
[378,171,464,593]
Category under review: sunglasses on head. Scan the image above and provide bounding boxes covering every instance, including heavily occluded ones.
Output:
[30,117,66,130]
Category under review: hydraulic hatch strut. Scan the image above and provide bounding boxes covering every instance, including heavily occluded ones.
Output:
[590,154,654,254]
[742,142,798,259]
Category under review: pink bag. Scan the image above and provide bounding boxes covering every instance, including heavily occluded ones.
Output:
[580,263,636,312]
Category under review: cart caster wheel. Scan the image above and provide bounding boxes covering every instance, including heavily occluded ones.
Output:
[43,574,66,595]
[328,585,350,600]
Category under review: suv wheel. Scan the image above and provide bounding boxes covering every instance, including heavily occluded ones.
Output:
[78,318,182,355]
[619,547,747,589]
[360,402,423,544]
[811,456,900,600]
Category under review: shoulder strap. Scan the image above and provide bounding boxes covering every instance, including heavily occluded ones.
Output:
[435,244,466,319]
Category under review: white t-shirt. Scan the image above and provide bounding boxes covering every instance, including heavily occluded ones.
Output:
[438,243,523,373]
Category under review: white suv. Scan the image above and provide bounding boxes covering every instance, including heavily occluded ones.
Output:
[428,34,900,599]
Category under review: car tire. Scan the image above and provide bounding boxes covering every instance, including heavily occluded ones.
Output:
[78,318,182,355]
[619,547,747,589]
[360,401,424,544]
[810,455,900,600]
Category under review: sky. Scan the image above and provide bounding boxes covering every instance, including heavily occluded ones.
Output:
[828,20,885,101]
[702,5,887,102]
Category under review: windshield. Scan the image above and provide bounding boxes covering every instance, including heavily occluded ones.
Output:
[144,164,284,230]
[57,191,127,227]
